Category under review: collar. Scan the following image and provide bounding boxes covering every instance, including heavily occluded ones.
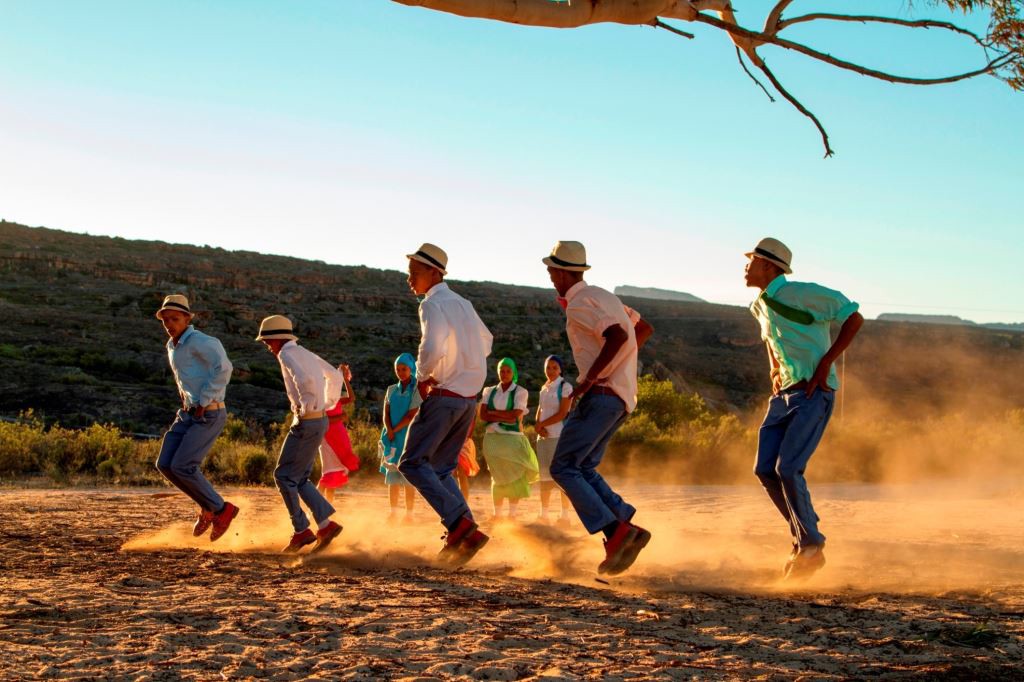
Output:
[564,280,588,303]
[495,382,518,393]
[170,325,196,349]
[423,281,449,301]
[764,274,787,297]
[280,340,298,353]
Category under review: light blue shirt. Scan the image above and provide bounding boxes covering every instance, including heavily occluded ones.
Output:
[750,275,859,390]
[166,326,233,408]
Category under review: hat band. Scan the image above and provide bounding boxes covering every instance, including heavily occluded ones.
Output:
[414,250,445,271]
[548,254,587,269]
[754,247,789,266]
[259,328,294,336]
[162,301,191,313]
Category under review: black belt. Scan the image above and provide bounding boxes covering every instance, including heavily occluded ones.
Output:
[585,385,622,401]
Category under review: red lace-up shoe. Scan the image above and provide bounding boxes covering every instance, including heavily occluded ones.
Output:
[209,502,239,542]
[606,523,652,576]
[597,522,640,575]
[309,521,343,555]
[192,510,214,537]
[437,516,479,564]
[784,544,826,581]
[449,528,490,567]
[283,528,317,553]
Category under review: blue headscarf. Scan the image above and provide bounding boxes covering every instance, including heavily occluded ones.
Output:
[545,355,564,375]
[395,353,417,389]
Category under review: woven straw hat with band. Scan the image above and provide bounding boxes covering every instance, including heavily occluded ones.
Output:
[155,294,194,319]
[745,237,793,274]
[406,243,448,276]
[542,241,591,272]
[255,315,299,342]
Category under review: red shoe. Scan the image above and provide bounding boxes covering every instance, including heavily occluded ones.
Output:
[209,502,239,542]
[283,529,317,553]
[309,521,343,555]
[784,545,826,581]
[437,516,478,563]
[597,522,640,575]
[192,510,214,537]
[605,523,652,576]
[449,528,490,566]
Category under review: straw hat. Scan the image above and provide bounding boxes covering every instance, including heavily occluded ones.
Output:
[542,241,591,272]
[155,294,194,319]
[406,243,448,275]
[745,237,793,274]
[255,315,299,342]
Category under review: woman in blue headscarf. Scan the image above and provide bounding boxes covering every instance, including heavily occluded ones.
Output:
[380,353,420,521]
[479,357,539,520]
[534,354,574,525]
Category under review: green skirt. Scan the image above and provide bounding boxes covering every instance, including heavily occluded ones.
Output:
[483,432,540,500]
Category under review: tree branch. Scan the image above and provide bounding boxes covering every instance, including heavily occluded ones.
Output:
[777,13,988,47]
[764,0,797,36]
[650,18,695,40]
[735,46,775,101]
[753,58,834,158]
[693,12,1012,86]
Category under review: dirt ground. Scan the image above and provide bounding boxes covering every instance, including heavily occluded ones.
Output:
[1,481,1022,680]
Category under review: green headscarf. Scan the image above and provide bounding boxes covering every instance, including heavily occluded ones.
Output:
[497,357,518,385]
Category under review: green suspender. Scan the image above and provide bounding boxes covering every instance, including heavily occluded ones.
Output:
[487,386,521,432]
[760,291,815,325]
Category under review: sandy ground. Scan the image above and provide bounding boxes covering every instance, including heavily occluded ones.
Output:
[1,480,1023,680]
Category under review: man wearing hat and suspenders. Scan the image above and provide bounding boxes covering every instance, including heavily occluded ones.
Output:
[154,294,239,541]
[256,315,345,555]
[543,241,655,575]
[401,243,493,565]
[744,238,863,579]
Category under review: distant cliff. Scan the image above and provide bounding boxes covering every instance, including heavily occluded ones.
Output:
[877,313,1024,332]
[615,286,705,303]
[2,221,1022,433]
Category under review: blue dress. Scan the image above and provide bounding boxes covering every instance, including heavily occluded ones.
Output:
[379,381,420,485]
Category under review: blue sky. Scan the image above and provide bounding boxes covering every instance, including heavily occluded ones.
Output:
[1,1,1021,322]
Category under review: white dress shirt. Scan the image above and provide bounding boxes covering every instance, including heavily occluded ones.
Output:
[537,377,574,439]
[277,341,343,417]
[481,382,529,435]
[417,282,493,397]
[564,280,639,413]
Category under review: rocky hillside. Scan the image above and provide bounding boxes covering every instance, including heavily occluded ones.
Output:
[2,221,1022,433]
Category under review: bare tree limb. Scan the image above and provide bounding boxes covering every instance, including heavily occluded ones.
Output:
[777,13,988,47]
[753,58,834,158]
[764,0,797,36]
[650,18,695,40]
[735,46,776,102]
[693,12,1012,86]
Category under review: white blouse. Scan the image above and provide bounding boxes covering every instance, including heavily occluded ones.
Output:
[537,377,574,439]
[481,382,529,435]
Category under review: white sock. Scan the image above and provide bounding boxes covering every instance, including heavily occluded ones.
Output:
[317,517,332,531]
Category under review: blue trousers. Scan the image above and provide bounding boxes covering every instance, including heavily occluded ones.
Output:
[156,408,227,513]
[550,393,636,534]
[398,395,475,529]
[276,417,335,533]
[754,388,835,548]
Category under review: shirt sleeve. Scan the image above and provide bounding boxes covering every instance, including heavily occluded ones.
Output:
[278,349,307,415]
[409,387,423,410]
[623,305,642,326]
[562,380,574,399]
[197,336,233,406]
[479,386,493,407]
[513,387,528,414]
[568,296,620,339]
[416,300,444,380]
[785,282,860,324]
[320,356,344,407]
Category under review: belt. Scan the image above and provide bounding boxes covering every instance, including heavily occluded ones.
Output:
[428,388,477,400]
[298,411,325,420]
[585,385,622,401]
[187,401,225,412]
[780,380,833,393]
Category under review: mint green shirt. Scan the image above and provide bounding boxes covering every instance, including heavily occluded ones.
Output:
[750,275,859,390]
